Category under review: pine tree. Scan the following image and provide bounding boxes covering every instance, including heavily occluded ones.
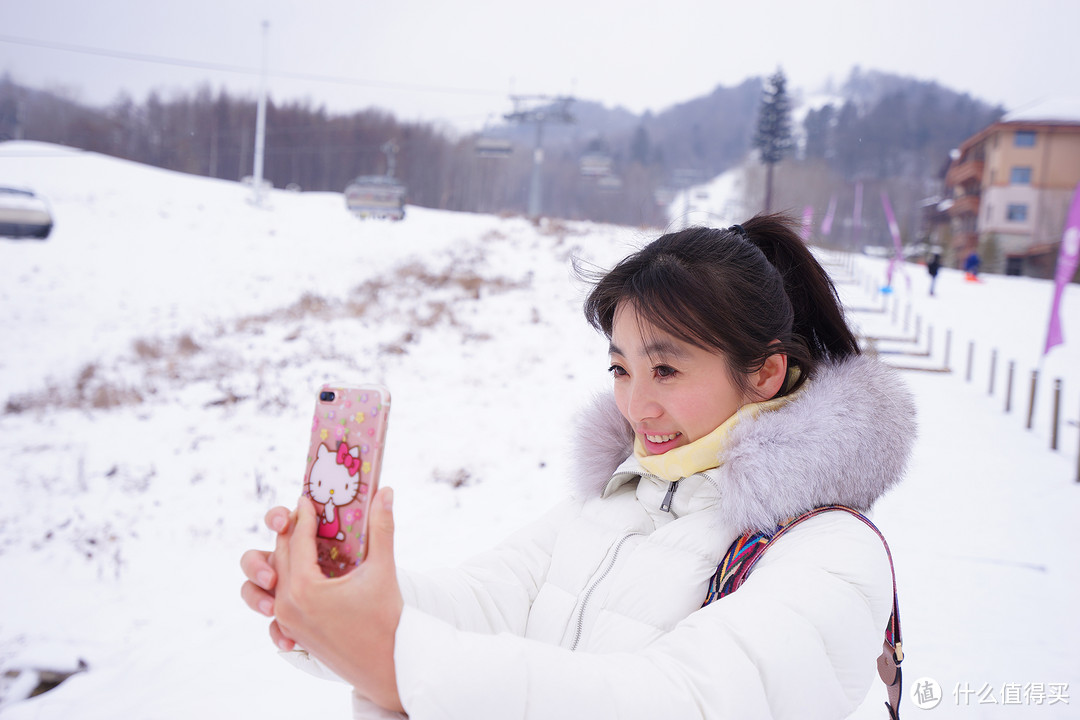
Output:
[753,69,793,213]
[803,104,835,161]
[629,125,651,166]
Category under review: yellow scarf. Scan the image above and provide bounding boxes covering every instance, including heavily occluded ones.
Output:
[635,371,803,483]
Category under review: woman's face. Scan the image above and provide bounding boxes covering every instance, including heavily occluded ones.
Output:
[608,304,748,455]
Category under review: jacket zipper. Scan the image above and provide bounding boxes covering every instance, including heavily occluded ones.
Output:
[660,479,680,513]
[570,531,643,651]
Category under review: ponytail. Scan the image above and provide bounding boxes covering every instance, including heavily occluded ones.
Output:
[740,213,860,365]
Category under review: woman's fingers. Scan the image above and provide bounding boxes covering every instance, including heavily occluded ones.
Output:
[272,505,300,573]
[264,505,292,534]
[364,487,396,571]
[240,548,278,617]
[240,548,276,590]
[240,504,304,653]
[272,500,322,637]
[241,579,275,617]
[282,496,319,578]
[269,619,296,652]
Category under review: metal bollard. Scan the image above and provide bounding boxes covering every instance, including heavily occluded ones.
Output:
[1027,370,1039,430]
[966,341,974,383]
[1005,361,1015,413]
[944,329,952,370]
[1051,379,1062,451]
[988,349,997,396]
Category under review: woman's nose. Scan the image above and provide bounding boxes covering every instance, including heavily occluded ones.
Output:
[625,381,661,423]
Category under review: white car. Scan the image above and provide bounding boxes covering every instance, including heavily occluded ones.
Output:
[0,187,54,239]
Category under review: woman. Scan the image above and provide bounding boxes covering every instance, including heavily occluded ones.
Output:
[241,213,916,719]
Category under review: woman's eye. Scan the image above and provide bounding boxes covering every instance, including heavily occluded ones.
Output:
[654,365,678,378]
[608,364,627,377]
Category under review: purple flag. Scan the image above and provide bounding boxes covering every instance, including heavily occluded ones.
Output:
[880,191,904,255]
[881,191,904,287]
[1044,183,1080,355]
[821,195,837,236]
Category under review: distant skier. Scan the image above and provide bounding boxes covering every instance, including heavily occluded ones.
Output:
[927,252,942,296]
[964,251,981,282]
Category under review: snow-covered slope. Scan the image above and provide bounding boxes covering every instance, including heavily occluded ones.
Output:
[1,142,1077,718]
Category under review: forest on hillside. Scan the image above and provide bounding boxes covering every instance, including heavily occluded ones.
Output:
[0,68,1001,230]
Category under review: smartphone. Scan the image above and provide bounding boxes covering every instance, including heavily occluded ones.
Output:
[303,383,391,577]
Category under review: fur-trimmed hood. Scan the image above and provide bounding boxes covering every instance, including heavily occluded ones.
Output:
[571,353,916,533]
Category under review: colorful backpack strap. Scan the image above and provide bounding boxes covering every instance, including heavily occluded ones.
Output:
[702,504,903,720]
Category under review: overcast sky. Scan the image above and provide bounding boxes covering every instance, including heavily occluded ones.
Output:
[2,0,1077,133]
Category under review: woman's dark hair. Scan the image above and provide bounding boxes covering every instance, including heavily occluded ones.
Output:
[583,213,859,397]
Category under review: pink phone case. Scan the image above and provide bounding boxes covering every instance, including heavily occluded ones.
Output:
[303,384,391,577]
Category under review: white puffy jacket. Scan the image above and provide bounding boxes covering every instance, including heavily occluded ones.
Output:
[289,354,915,720]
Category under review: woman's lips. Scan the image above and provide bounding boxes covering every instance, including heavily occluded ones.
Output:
[640,431,683,454]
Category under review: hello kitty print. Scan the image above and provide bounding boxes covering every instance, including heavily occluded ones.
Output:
[307,443,366,541]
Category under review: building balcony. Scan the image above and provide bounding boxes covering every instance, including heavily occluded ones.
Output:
[947,194,981,217]
[945,160,984,188]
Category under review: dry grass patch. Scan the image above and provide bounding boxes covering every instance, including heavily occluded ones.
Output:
[433,468,473,488]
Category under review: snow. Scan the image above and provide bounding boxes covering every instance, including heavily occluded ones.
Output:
[1,141,1078,718]
[669,166,752,229]
[1002,97,1080,125]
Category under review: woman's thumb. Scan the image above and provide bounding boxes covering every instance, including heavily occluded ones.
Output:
[365,486,395,565]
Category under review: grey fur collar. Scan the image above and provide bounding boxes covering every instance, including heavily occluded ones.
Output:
[570,354,916,533]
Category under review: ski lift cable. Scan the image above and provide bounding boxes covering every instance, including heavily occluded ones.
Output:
[0,33,507,99]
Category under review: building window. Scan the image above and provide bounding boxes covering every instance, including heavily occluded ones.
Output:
[1015,130,1036,147]
[1010,166,1032,184]
[1006,203,1028,222]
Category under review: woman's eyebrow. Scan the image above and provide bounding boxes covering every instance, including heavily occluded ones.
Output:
[608,339,689,359]
[643,339,690,359]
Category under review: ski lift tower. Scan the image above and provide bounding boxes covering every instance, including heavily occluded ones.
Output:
[504,95,574,220]
[251,20,270,206]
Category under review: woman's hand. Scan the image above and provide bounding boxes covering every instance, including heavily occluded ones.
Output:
[240,505,296,650]
[273,487,405,713]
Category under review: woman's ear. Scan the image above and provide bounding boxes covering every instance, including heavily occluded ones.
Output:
[749,351,788,401]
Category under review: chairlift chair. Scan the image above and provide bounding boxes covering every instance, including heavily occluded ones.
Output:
[475,137,513,158]
[597,174,623,191]
[344,175,406,221]
[579,153,613,177]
